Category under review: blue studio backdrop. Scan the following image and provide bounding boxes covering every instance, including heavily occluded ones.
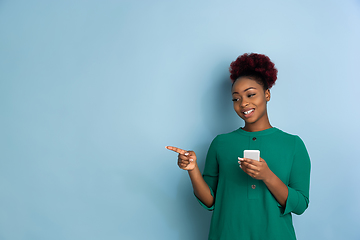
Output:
[0,0,359,239]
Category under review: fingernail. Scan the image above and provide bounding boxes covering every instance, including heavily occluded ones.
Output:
[189,159,193,162]
[185,152,189,156]
[238,157,244,161]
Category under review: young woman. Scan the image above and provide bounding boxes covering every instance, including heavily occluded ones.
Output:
[166,53,311,240]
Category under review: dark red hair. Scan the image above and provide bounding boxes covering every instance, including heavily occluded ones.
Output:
[229,53,278,89]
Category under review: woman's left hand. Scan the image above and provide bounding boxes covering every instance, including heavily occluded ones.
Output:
[238,157,272,181]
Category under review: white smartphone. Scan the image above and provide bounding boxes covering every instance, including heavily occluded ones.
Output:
[244,150,260,161]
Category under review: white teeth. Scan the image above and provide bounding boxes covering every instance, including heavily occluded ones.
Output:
[244,109,254,115]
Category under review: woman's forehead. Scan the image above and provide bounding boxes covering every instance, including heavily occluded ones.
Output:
[232,77,262,92]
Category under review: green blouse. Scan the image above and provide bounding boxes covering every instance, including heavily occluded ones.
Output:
[197,127,311,240]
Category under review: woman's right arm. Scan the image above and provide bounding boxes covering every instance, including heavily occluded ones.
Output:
[166,146,214,208]
[188,163,214,208]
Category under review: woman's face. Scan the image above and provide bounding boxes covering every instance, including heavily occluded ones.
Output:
[232,76,270,126]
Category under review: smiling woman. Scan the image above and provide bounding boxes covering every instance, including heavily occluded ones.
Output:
[166,53,311,240]
[231,78,271,132]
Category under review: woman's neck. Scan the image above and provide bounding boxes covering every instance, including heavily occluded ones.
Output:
[242,118,272,132]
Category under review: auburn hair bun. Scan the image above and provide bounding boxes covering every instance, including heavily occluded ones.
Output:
[229,53,278,89]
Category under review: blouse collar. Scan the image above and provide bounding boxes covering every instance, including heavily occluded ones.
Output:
[236,127,279,137]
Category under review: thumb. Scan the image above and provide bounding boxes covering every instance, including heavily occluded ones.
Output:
[186,150,195,156]
[186,151,196,161]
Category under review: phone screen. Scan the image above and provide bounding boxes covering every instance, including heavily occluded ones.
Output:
[243,150,260,161]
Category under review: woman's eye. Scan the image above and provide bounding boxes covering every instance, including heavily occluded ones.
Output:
[232,98,239,102]
[248,94,255,98]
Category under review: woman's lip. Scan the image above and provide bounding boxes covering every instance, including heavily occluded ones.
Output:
[243,109,255,118]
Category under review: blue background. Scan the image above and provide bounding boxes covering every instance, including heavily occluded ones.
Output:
[1,0,359,239]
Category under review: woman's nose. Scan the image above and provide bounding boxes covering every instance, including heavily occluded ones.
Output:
[241,100,249,107]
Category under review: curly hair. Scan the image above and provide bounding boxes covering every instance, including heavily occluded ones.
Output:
[229,53,278,89]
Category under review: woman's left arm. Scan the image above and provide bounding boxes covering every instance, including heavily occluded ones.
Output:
[239,157,288,207]
[239,136,311,214]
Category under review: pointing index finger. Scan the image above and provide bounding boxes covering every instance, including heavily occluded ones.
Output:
[165,146,187,155]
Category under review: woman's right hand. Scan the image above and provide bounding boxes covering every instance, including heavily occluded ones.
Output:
[165,146,197,171]
[166,146,214,207]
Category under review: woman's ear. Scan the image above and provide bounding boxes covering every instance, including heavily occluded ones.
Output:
[265,89,270,102]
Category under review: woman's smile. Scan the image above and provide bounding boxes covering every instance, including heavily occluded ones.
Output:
[242,108,255,118]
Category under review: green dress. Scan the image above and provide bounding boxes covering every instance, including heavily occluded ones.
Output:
[197,127,311,240]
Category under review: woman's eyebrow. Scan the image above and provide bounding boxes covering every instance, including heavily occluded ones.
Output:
[232,87,256,95]
[244,87,256,92]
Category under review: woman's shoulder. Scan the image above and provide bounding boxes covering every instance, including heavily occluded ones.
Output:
[274,128,304,140]
[208,129,241,147]
[214,128,242,140]
[273,128,308,151]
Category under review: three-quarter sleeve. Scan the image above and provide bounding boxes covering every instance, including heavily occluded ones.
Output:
[195,136,220,211]
[281,136,311,216]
